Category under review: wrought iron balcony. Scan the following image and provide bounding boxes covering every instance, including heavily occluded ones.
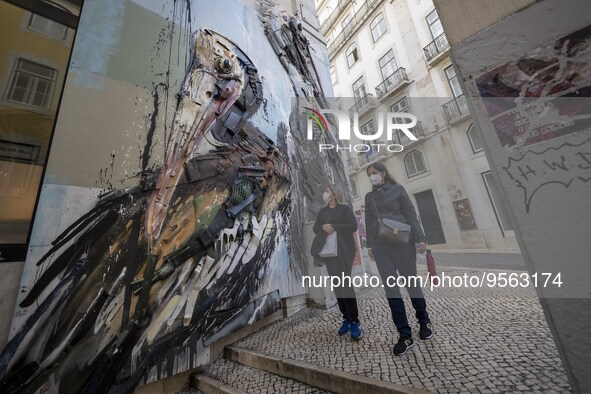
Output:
[350,93,376,116]
[320,0,349,35]
[355,141,387,166]
[442,95,470,125]
[375,67,409,99]
[396,121,424,145]
[327,0,382,58]
[423,33,450,63]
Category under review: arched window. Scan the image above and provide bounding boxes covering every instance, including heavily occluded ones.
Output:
[346,42,359,68]
[370,13,387,42]
[405,151,427,178]
[467,124,483,153]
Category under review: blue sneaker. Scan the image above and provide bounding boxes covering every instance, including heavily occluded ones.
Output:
[338,320,350,336]
[350,321,362,340]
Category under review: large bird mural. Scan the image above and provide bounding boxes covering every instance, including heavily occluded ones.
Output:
[0,28,291,393]
[0,0,351,390]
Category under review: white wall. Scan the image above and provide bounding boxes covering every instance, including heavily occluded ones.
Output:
[435,0,591,391]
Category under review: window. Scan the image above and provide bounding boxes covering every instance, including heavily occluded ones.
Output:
[352,76,366,99]
[342,13,353,29]
[426,9,443,39]
[350,177,359,199]
[467,124,483,152]
[330,65,337,85]
[370,13,387,42]
[390,97,412,143]
[445,66,463,98]
[405,151,427,177]
[28,13,68,40]
[360,120,375,135]
[378,49,397,81]
[346,42,360,68]
[6,59,57,109]
[341,13,354,36]
[390,97,410,114]
[482,172,513,233]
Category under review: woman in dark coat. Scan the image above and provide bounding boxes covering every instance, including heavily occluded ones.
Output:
[312,184,362,340]
[364,162,433,356]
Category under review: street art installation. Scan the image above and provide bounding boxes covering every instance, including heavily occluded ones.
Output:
[0,0,348,391]
[259,0,351,265]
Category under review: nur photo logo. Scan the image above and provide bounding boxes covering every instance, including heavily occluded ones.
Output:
[304,107,419,153]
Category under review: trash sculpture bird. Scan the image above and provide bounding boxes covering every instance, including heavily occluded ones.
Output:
[0,28,290,394]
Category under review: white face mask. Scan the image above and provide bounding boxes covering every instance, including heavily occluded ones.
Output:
[323,192,331,203]
[370,173,383,186]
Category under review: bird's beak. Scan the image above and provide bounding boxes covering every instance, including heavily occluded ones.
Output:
[146,29,244,246]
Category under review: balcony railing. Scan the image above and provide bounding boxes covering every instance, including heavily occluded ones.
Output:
[396,121,424,145]
[375,67,409,99]
[423,33,450,63]
[356,140,388,166]
[350,93,376,115]
[327,0,382,58]
[442,95,470,124]
[320,0,349,35]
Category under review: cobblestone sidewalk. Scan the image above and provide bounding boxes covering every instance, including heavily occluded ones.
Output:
[203,358,329,393]
[233,267,572,393]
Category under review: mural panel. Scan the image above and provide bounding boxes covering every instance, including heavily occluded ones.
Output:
[0,0,346,392]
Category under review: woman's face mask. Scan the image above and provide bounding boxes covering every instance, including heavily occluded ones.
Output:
[323,191,331,203]
[370,173,383,186]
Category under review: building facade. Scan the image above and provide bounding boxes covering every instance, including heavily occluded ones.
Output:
[316,0,520,254]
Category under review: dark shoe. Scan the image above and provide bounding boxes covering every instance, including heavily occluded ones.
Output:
[350,321,362,340]
[393,336,415,356]
[419,323,433,340]
[338,320,350,336]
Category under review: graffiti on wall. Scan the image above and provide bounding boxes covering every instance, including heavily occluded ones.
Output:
[0,0,347,392]
[476,24,591,150]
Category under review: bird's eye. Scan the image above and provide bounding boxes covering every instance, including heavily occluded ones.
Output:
[215,57,233,73]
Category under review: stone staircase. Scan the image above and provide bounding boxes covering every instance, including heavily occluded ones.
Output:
[191,346,431,394]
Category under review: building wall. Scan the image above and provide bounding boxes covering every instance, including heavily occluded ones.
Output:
[0,2,75,242]
[1,0,340,391]
[433,0,591,391]
[317,0,519,252]
[0,0,78,351]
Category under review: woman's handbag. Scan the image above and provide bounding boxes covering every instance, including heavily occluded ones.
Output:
[372,194,411,245]
[319,232,338,257]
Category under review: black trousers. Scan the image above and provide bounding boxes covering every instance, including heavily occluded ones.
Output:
[324,256,359,323]
[372,241,430,338]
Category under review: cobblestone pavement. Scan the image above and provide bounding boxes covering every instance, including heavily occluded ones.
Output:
[203,358,329,393]
[235,267,571,393]
[429,252,526,271]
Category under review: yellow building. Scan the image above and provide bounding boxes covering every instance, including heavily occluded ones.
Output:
[0,0,78,250]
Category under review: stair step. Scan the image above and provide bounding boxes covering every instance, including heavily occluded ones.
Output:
[194,358,329,394]
[225,346,433,394]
